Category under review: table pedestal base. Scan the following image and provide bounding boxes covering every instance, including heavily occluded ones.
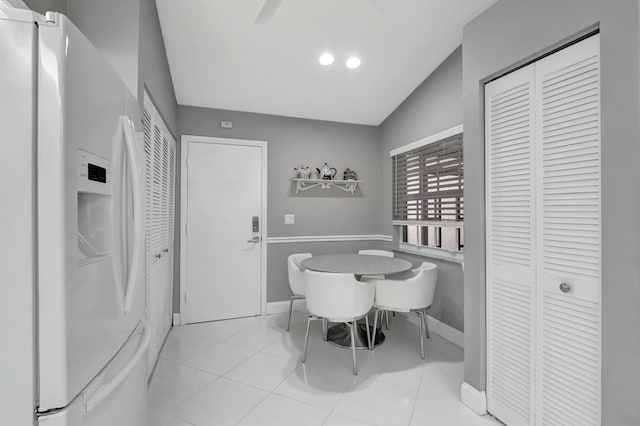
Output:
[326,322,385,350]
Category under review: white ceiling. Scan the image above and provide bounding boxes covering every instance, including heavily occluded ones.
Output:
[156,0,496,126]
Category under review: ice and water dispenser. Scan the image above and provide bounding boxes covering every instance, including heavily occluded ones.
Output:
[77,150,113,264]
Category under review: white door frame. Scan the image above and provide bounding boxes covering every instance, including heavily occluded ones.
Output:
[179,135,268,321]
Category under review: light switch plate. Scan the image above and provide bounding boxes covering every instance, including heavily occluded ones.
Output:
[284,214,295,225]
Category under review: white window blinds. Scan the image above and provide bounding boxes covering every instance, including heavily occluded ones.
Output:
[392,132,464,223]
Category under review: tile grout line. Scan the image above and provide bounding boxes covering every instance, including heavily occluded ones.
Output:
[150,371,221,416]
[407,358,426,426]
[152,318,309,424]
[157,315,453,426]
[231,358,303,425]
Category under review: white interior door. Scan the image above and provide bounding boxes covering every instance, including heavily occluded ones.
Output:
[183,138,266,324]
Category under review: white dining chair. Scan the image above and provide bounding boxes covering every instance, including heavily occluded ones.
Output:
[358,249,395,326]
[302,270,375,375]
[367,262,438,359]
[286,253,312,331]
[358,249,394,257]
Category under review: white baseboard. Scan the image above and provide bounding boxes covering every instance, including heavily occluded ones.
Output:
[460,382,487,415]
[266,299,307,315]
[399,312,464,349]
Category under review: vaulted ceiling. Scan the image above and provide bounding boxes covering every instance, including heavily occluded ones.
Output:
[156,0,496,125]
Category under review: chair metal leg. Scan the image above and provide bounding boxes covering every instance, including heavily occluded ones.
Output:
[350,321,358,375]
[322,319,328,341]
[302,316,312,363]
[372,308,379,347]
[286,296,295,331]
[417,311,425,359]
[365,314,372,350]
[384,310,390,330]
[423,309,430,339]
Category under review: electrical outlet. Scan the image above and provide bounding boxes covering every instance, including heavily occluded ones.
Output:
[284,214,295,225]
[220,120,233,129]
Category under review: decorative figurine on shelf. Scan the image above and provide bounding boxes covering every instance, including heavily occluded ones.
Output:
[316,163,337,180]
[343,168,358,180]
[294,165,312,179]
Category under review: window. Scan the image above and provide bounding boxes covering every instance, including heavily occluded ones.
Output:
[391,125,464,260]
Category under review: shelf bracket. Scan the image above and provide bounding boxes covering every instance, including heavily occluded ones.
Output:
[293,179,361,195]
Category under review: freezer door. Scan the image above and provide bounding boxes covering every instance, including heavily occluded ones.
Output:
[0,8,39,426]
[37,13,145,411]
[37,324,149,426]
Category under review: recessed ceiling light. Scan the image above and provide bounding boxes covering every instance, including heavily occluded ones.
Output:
[346,56,361,69]
[319,53,334,66]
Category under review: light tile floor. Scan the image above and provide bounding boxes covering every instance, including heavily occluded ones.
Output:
[148,312,503,426]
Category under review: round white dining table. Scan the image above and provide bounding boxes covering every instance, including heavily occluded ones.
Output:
[301,254,412,349]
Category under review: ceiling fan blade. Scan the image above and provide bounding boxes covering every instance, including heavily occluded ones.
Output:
[254,0,282,24]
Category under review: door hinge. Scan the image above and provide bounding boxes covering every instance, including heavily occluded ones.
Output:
[185,223,188,235]
[184,291,188,302]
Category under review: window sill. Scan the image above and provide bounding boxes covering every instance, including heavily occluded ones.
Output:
[396,243,464,264]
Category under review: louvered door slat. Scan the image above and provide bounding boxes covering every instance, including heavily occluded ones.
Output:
[485,64,536,426]
[535,35,601,426]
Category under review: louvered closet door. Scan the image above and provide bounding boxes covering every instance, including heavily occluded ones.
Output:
[142,93,177,374]
[157,132,169,348]
[535,35,601,426]
[485,64,536,426]
[151,119,165,365]
[162,134,176,334]
[142,106,158,370]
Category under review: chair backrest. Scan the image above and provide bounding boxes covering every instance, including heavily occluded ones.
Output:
[304,270,375,321]
[375,262,438,311]
[287,253,312,296]
[358,249,394,257]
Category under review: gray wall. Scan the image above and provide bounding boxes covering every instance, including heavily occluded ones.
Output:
[23,0,177,135]
[177,106,381,304]
[463,1,640,424]
[22,0,66,15]
[378,47,464,332]
[138,0,177,135]
[66,0,139,98]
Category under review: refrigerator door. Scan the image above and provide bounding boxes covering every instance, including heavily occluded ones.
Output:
[37,13,145,411]
[37,323,149,426]
[0,7,38,426]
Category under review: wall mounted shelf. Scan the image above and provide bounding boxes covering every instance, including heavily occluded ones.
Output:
[292,178,362,195]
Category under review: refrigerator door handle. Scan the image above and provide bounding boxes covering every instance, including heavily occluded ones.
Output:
[82,322,150,414]
[122,116,144,313]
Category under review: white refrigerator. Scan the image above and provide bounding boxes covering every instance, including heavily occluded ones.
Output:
[1,8,148,426]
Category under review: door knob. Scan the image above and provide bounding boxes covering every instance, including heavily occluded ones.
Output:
[559,282,573,293]
[247,236,261,243]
